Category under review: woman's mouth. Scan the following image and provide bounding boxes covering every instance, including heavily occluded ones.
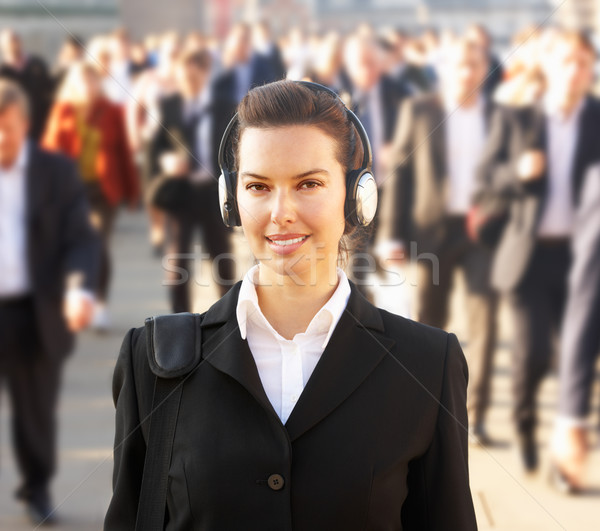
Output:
[265,234,310,255]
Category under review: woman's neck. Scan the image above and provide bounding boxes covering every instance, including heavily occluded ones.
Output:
[255,262,340,340]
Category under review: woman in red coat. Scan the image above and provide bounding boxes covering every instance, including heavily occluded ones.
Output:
[42,61,139,330]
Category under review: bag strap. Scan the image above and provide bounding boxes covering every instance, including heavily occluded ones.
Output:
[135,312,203,531]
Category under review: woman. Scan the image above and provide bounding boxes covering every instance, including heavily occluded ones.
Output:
[105,80,477,530]
[42,60,139,331]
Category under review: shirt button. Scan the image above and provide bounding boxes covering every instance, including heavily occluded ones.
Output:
[267,473,285,491]
[290,394,298,403]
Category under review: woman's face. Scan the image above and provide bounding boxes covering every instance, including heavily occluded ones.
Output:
[237,125,347,284]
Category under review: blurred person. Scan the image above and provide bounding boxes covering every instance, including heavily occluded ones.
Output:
[103,28,134,106]
[0,79,99,525]
[52,34,85,94]
[379,28,432,93]
[465,24,503,97]
[126,31,181,256]
[476,30,599,472]
[129,41,151,79]
[42,61,139,331]
[215,22,279,104]
[493,26,545,106]
[149,48,236,311]
[549,162,600,493]
[252,20,286,81]
[0,29,54,141]
[305,31,348,93]
[283,26,311,81]
[342,33,410,299]
[378,38,499,445]
[105,79,477,531]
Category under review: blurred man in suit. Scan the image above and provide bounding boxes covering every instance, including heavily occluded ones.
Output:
[0,79,99,524]
[0,29,54,142]
[342,33,410,299]
[477,30,599,471]
[215,23,280,105]
[550,162,600,492]
[150,49,236,312]
[378,38,498,444]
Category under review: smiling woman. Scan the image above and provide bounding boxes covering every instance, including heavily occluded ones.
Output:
[105,80,478,531]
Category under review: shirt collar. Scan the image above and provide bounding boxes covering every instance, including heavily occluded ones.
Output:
[236,264,351,349]
[543,94,586,123]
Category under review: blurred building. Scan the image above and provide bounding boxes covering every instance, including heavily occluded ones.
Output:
[0,0,119,60]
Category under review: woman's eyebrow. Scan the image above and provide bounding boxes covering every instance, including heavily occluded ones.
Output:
[240,169,330,180]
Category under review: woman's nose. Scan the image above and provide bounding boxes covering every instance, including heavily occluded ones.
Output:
[270,189,296,225]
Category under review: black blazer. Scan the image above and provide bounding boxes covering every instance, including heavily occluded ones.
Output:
[378,93,495,254]
[475,96,600,292]
[105,280,477,530]
[25,143,100,359]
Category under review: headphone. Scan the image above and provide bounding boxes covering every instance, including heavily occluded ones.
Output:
[217,80,378,228]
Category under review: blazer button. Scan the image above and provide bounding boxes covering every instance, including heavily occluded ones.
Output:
[267,474,285,491]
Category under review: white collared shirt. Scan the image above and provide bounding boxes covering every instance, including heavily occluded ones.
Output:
[444,96,487,215]
[537,97,584,238]
[0,141,31,296]
[236,264,351,424]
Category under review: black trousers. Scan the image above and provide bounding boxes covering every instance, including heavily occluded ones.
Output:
[164,181,235,313]
[416,216,498,427]
[507,239,570,434]
[0,296,63,498]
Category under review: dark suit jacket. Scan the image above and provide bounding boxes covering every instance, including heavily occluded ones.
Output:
[149,87,236,179]
[378,93,495,254]
[25,143,100,359]
[213,54,281,104]
[475,96,600,292]
[0,55,55,141]
[105,280,477,530]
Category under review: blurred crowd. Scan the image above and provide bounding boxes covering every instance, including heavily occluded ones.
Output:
[0,17,599,524]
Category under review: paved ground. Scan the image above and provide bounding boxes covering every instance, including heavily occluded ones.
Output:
[0,209,597,530]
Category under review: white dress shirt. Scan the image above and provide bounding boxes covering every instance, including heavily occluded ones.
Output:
[537,98,584,238]
[0,140,95,306]
[236,265,351,424]
[0,141,30,296]
[444,96,486,215]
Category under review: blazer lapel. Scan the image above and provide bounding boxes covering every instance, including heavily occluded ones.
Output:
[200,283,280,422]
[200,280,396,442]
[571,96,594,203]
[25,142,46,227]
[284,286,395,442]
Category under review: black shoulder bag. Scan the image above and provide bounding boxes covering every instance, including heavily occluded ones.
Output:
[135,312,203,531]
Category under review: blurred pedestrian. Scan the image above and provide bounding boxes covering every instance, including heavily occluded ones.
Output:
[0,29,54,142]
[476,30,599,472]
[550,162,600,493]
[42,61,139,331]
[0,78,99,525]
[149,48,236,310]
[378,37,499,445]
[342,33,410,299]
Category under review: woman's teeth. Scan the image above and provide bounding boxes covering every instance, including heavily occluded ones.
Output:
[268,236,307,246]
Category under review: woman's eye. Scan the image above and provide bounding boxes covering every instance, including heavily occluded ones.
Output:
[246,183,268,191]
[300,181,321,189]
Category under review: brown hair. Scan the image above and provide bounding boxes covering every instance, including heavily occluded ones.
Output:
[178,48,212,71]
[231,79,372,266]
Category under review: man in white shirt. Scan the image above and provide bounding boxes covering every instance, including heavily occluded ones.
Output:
[476,30,599,472]
[0,79,99,524]
[378,38,498,445]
